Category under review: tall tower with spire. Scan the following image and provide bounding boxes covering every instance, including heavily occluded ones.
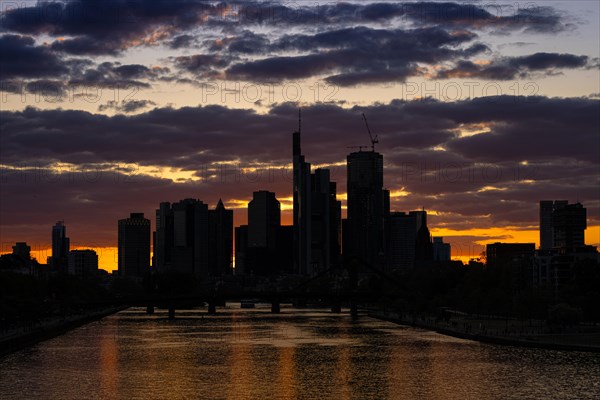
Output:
[293,109,312,275]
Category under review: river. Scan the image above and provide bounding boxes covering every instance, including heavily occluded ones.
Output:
[1,305,598,400]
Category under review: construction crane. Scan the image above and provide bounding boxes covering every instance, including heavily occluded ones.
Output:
[362,113,378,152]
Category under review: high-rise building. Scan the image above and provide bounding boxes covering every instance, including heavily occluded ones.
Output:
[172,199,209,277]
[154,199,232,277]
[552,202,586,248]
[329,182,342,269]
[234,225,248,275]
[277,225,294,274]
[414,210,433,265]
[486,243,535,268]
[235,225,248,275]
[346,150,385,267]
[539,200,586,249]
[535,201,595,294]
[385,212,417,270]
[154,202,174,271]
[540,201,555,249]
[247,190,280,275]
[293,114,312,275]
[432,237,451,262]
[68,249,98,277]
[248,191,280,249]
[51,221,70,272]
[384,209,435,269]
[12,242,31,260]
[539,200,567,249]
[208,199,233,276]
[291,113,342,275]
[118,213,150,277]
[310,168,331,274]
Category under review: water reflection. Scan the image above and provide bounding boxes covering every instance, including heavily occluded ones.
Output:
[1,306,599,400]
[99,321,118,399]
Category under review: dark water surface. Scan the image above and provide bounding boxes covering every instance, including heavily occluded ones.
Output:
[1,306,599,400]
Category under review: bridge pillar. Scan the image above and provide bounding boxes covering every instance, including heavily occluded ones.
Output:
[168,307,175,320]
[271,301,281,313]
[146,306,155,315]
[350,302,358,319]
[208,302,217,315]
[331,303,342,313]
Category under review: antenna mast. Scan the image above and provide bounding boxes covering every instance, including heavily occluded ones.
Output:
[362,113,379,151]
[298,108,301,134]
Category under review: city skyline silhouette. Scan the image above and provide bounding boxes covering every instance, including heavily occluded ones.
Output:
[1,2,600,399]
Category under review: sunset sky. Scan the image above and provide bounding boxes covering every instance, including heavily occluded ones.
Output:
[1,0,598,271]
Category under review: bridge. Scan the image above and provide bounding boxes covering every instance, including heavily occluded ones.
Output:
[112,256,406,319]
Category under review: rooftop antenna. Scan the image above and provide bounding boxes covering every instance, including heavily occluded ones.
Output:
[298,108,301,134]
[362,113,379,151]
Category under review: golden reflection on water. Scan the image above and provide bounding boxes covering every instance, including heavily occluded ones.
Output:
[333,330,352,400]
[99,321,118,399]
[228,313,253,400]
[2,307,600,400]
[277,346,297,400]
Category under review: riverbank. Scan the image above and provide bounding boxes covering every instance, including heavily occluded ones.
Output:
[369,310,600,353]
[0,306,127,357]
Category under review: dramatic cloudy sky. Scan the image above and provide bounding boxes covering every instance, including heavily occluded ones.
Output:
[1,0,599,270]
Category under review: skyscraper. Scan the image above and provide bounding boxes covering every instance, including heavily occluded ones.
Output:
[539,200,567,249]
[346,150,384,266]
[385,209,435,269]
[414,210,433,265]
[385,212,417,270]
[51,221,69,272]
[154,199,232,277]
[329,181,342,269]
[540,200,554,250]
[539,200,586,249]
[171,199,209,277]
[154,202,174,272]
[234,225,248,275]
[552,202,586,248]
[247,190,280,275]
[68,249,98,277]
[310,168,331,274]
[293,112,312,275]
[248,191,280,249]
[118,213,150,277]
[432,237,451,262]
[208,199,233,276]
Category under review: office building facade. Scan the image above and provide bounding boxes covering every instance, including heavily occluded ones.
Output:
[118,213,151,277]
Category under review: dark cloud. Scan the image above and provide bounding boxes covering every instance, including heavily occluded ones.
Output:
[50,36,123,56]
[1,95,597,174]
[0,2,584,87]
[510,53,589,70]
[224,27,485,85]
[24,80,68,98]
[223,31,270,54]
[436,53,590,80]
[0,2,573,59]
[0,0,218,55]
[1,96,598,250]
[168,34,198,49]
[67,62,157,89]
[98,99,158,113]
[173,54,236,77]
[0,34,68,79]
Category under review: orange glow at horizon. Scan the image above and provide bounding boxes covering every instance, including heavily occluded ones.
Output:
[3,226,597,272]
